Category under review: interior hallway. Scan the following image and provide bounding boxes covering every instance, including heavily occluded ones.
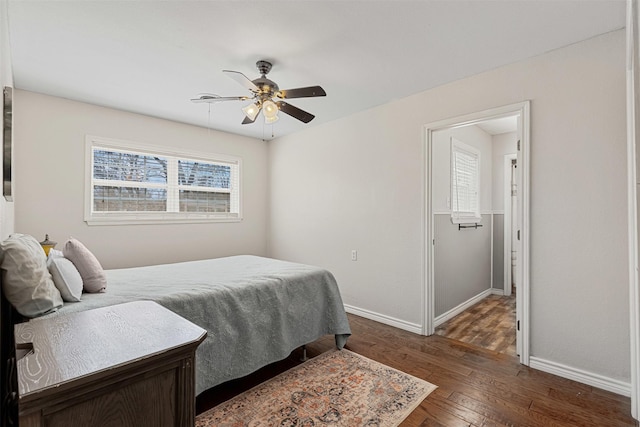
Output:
[435,291,517,357]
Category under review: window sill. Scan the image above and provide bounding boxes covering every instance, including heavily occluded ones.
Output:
[450,216,482,225]
[85,214,242,226]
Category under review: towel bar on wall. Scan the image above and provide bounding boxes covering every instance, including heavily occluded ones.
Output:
[458,223,483,230]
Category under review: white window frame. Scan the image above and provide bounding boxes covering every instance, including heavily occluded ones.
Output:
[450,137,481,224]
[85,135,242,225]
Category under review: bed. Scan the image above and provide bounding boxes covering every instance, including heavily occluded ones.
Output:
[0,253,351,423]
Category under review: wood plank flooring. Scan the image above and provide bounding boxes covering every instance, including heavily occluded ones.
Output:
[435,292,517,356]
[197,314,637,426]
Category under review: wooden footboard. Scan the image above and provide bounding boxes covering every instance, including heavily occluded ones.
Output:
[1,286,19,426]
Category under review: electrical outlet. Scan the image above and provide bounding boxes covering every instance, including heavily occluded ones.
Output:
[351,250,357,261]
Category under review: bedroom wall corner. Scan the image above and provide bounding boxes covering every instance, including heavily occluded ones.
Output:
[0,0,14,240]
[12,91,269,268]
[268,30,630,388]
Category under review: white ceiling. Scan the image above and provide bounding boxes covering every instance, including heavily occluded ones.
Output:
[6,1,626,141]
[476,115,518,136]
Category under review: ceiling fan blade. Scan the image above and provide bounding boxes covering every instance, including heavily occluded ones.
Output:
[276,101,315,123]
[223,70,260,93]
[241,115,257,125]
[191,95,249,103]
[277,86,326,99]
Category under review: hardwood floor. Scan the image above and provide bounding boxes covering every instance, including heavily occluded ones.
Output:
[197,314,637,426]
[435,292,517,356]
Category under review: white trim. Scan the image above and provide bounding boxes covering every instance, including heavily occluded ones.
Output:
[626,0,640,418]
[85,212,242,225]
[490,213,494,290]
[433,211,494,215]
[420,114,428,344]
[423,121,435,337]
[84,135,243,225]
[504,153,517,297]
[344,304,423,335]
[423,101,531,368]
[450,137,482,224]
[517,102,531,365]
[529,356,631,397]
[491,288,505,296]
[434,288,492,327]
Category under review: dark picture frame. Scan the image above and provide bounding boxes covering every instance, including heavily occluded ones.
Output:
[3,86,11,202]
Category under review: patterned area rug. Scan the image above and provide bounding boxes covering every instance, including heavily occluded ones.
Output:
[195,349,437,427]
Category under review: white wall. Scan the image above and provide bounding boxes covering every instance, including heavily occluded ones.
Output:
[13,90,268,269]
[0,0,14,239]
[491,132,517,212]
[269,30,630,384]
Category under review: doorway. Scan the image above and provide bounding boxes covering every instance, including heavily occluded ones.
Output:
[423,101,530,365]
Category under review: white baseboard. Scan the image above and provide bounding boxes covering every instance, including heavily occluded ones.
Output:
[343,304,632,398]
[491,288,505,296]
[344,304,423,335]
[529,356,631,397]
[434,288,492,328]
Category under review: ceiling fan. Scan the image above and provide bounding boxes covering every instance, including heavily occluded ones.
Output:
[191,60,326,125]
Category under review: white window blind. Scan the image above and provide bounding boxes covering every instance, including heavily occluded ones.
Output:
[85,136,241,225]
[451,138,481,224]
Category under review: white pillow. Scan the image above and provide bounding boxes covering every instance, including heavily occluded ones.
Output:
[49,257,83,302]
[63,237,107,293]
[47,248,64,260]
[0,233,63,317]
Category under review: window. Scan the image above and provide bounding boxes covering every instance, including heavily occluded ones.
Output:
[450,138,481,224]
[85,136,241,225]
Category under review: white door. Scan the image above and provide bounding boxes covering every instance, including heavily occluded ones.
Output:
[515,113,524,358]
[503,153,517,297]
[511,158,518,289]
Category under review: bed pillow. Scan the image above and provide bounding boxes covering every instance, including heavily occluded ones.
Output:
[0,233,64,317]
[63,237,107,293]
[48,257,83,302]
[47,249,82,301]
[47,248,64,260]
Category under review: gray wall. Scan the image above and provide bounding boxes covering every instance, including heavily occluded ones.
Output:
[434,213,492,317]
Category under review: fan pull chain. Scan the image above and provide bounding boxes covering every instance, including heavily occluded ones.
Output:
[261,122,276,141]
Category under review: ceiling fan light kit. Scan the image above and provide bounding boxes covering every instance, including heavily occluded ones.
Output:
[262,100,279,123]
[192,60,326,126]
[242,102,260,121]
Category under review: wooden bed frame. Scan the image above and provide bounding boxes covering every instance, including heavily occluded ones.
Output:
[1,281,19,425]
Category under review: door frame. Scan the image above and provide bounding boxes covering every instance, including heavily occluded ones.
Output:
[625,0,639,418]
[422,101,530,365]
[504,153,517,296]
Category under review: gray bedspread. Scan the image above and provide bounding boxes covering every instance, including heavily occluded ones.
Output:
[37,255,351,395]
